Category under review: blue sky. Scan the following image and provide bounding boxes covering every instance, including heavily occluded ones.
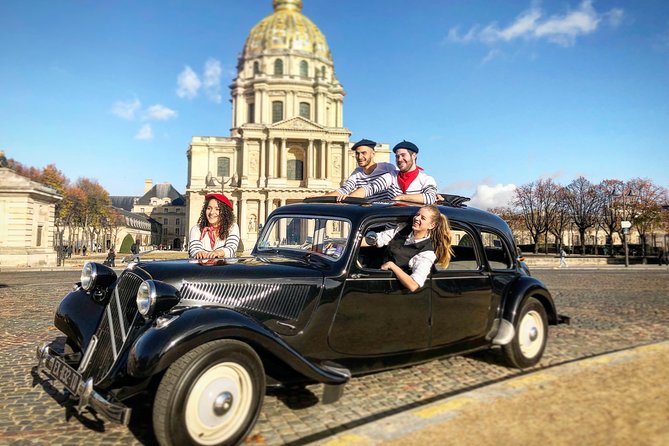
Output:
[2,0,668,209]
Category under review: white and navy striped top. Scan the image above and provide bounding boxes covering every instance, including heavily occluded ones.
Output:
[336,162,397,201]
[188,223,240,258]
[362,170,438,204]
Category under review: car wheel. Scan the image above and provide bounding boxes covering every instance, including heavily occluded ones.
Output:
[153,339,265,446]
[502,297,548,369]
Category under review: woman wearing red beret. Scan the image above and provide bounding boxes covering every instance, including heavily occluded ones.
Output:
[188,193,240,259]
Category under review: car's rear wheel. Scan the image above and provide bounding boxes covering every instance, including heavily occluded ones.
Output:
[153,339,265,446]
[503,297,548,369]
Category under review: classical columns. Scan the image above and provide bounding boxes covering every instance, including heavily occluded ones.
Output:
[279,138,287,179]
[306,139,314,178]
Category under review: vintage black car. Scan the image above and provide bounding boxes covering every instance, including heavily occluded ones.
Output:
[36,196,561,446]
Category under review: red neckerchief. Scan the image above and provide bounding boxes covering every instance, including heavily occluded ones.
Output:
[397,166,423,193]
[200,226,219,249]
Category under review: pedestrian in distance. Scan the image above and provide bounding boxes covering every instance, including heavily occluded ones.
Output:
[559,248,568,268]
[105,247,116,267]
[188,193,240,259]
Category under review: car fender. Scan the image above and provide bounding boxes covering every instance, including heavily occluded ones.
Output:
[501,276,558,325]
[127,306,349,385]
[54,287,106,350]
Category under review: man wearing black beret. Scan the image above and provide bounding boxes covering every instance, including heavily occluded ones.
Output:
[325,138,397,201]
[350,140,437,204]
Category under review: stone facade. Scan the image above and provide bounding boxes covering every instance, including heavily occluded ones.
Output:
[0,167,62,267]
[186,0,390,252]
[131,180,186,250]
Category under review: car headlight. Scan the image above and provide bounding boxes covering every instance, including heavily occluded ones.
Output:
[80,262,117,296]
[137,281,156,318]
[81,262,97,291]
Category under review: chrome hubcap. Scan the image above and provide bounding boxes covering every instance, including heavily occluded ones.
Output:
[213,391,233,416]
[528,326,538,342]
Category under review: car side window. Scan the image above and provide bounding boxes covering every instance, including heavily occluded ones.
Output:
[357,221,398,270]
[436,224,480,271]
[480,230,513,270]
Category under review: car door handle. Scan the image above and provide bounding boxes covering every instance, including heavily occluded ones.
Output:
[350,273,369,279]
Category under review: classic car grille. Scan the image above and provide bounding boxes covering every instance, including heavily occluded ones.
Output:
[179,281,311,321]
[80,272,144,383]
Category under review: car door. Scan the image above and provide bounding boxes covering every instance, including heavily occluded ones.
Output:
[328,218,431,356]
[429,222,495,347]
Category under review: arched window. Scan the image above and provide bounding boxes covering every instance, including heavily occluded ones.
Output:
[300,60,309,78]
[253,61,260,75]
[274,59,284,76]
[299,102,311,119]
[272,101,284,123]
[247,103,255,123]
[320,66,326,79]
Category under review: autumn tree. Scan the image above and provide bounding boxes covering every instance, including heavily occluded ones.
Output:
[548,187,570,252]
[565,176,601,255]
[75,178,111,252]
[597,179,623,256]
[513,178,560,254]
[626,178,667,261]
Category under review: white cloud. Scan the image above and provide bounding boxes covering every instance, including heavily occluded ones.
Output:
[176,66,201,99]
[145,104,177,121]
[468,183,517,210]
[111,98,141,120]
[447,0,623,48]
[135,124,153,140]
[203,58,222,103]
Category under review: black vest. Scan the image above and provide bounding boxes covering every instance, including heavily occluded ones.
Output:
[384,225,434,273]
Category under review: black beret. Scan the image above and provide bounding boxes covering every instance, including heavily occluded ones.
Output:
[392,140,419,154]
[350,139,377,151]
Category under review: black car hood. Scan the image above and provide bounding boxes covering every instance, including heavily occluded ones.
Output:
[134,255,325,287]
[131,255,325,331]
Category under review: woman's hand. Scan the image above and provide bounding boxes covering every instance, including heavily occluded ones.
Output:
[380,261,397,271]
[194,249,227,259]
[381,261,419,292]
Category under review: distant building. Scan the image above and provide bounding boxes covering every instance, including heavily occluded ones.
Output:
[0,167,62,267]
[111,179,186,250]
[186,0,390,252]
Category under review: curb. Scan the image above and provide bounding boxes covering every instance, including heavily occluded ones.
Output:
[314,341,669,445]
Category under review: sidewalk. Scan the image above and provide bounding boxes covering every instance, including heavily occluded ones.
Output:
[316,341,669,446]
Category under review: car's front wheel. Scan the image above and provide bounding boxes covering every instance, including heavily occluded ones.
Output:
[153,339,265,446]
[502,297,548,368]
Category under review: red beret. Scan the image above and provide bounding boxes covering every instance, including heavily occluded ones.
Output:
[205,193,233,209]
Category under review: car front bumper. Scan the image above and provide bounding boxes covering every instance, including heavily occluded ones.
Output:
[35,343,131,425]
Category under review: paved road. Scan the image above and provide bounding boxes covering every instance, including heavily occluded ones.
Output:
[1,269,668,445]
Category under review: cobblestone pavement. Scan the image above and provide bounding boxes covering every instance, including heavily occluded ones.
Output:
[0,269,668,445]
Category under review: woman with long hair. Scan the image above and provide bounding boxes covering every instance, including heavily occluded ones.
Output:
[364,205,453,292]
[188,193,240,259]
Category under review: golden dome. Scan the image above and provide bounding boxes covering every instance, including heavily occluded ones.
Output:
[243,0,332,61]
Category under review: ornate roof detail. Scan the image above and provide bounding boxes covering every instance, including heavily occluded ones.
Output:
[270,116,325,131]
[243,0,331,60]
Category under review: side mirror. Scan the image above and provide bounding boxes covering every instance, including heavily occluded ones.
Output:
[364,231,378,246]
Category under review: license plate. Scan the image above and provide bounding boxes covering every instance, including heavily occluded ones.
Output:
[42,351,82,395]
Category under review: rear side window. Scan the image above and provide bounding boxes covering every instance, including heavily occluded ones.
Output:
[480,230,513,270]
[439,224,480,271]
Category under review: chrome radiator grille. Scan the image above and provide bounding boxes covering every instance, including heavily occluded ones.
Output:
[80,272,144,384]
[179,281,311,321]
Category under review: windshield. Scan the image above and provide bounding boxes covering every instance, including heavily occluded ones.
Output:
[257,216,352,261]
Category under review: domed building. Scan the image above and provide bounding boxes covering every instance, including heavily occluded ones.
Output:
[186,0,389,251]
